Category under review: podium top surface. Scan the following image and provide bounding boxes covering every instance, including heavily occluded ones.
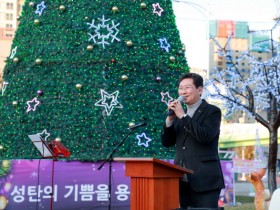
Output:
[114,157,193,174]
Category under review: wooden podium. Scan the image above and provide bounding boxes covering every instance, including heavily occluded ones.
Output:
[114,158,193,210]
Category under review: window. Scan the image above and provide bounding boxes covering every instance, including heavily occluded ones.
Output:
[5,13,13,20]
[6,3,14,10]
[6,24,13,28]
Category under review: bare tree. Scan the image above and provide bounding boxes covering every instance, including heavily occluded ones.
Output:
[205,20,280,194]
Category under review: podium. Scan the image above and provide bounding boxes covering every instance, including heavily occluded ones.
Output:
[114,158,193,210]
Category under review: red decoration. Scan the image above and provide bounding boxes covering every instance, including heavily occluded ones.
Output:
[48,140,71,158]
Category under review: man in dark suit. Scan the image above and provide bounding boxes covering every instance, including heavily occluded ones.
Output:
[161,73,225,209]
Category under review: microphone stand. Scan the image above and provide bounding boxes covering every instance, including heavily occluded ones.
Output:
[97,128,135,210]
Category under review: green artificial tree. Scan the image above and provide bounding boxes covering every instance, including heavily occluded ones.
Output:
[0,0,189,161]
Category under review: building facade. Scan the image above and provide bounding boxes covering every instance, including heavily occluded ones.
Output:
[0,0,24,82]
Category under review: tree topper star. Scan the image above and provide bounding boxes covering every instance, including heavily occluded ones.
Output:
[95,89,123,116]
[35,1,47,16]
[161,92,174,105]
[159,38,170,52]
[152,3,164,16]
[137,133,152,148]
[27,97,40,112]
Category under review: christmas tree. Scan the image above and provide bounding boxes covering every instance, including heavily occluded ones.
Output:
[0,0,189,160]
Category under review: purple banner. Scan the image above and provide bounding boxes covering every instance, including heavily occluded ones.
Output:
[0,159,234,209]
[0,160,130,210]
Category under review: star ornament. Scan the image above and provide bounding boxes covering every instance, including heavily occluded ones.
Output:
[95,89,123,116]
[159,38,170,52]
[136,133,152,148]
[26,97,40,112]
[152,3,164,16]
[37,129,50,141]
[161,92,174,105]
[35,1,47,16]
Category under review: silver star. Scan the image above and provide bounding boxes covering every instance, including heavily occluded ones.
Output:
[26,97,40,112]
[137,133,152,148]
[95,89,123,116]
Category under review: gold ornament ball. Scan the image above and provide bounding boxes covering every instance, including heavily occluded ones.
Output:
[87,45,94,51]
[112,6,118,12]
[29,2,35,7]
[55,137,61,142]
[76,84,82,89]
[0,196,7,209]
[12,101,18,106]
[59,5,66,11]
[0,145,3,150]
[2,160,10,167]
[35,58,42,65]
[13,57,19,63]
[121,75,128,81]
[129,122,135,128]
[34,19,40,25]
[140,2,147,9]
[126,40,133,47]
[169,56,175,62]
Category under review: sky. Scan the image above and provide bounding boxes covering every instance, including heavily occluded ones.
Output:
[172,0,280,69]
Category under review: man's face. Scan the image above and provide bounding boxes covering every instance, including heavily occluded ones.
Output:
[178,78,203,105]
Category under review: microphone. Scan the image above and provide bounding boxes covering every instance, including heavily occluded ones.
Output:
[128,122,147,130]
[168,95,185,116]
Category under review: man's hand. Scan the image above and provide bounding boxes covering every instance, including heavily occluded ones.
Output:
[167,99,185,119]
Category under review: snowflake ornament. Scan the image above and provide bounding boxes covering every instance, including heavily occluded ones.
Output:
[35,1,47,16]
[152,3,164,16]
[87,15,120,49]
[136,133,152,148]
[26,97,40,112]
[159,38,170,52]
[1,81,9,96]
[95,89,123,116]
[9,46,17,59]
[161,92,174,105]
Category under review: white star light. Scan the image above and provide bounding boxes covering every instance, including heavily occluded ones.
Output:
[87,15,120,49]
[152,3,164,16]
[1,81,9,96]
[37,129,50,141]
[136,133,152,148]
[35,1,47,16]
[30,171,38,179]
[159,38,170,52]
[26,97,40,112]
[161,92,174,105]
[9,46,17,59]
[95,89,123,116]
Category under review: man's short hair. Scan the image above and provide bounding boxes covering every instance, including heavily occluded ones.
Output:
[178,72,203,88]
